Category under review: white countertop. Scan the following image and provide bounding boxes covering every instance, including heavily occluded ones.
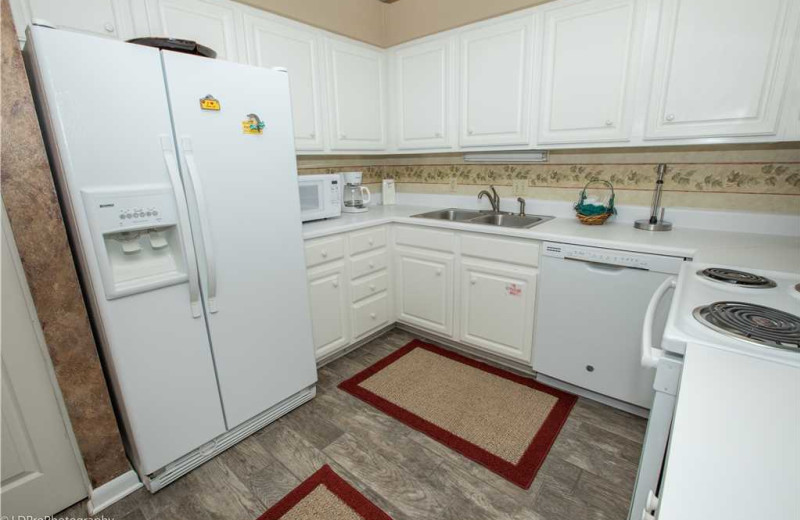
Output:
[303,204,800,272]
[657,342,800,520]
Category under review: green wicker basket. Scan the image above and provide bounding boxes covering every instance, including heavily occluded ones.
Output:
[574,179,616,225]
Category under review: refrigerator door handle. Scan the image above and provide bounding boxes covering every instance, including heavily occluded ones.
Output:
[160,136,203,318]
[181,137,218,313]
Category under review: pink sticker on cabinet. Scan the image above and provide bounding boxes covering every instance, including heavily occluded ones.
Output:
[507,284,522,296]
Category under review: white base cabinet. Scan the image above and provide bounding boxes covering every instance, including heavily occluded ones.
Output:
[459,259,537,363]
[395,248,455,337]
[307,262,350,359]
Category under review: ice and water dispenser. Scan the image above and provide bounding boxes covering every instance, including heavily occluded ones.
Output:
[81,186,189,299]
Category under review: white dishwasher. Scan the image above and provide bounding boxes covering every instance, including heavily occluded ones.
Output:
[532,242,684,410]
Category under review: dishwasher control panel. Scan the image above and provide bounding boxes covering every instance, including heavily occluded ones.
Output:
[542,242,684,274]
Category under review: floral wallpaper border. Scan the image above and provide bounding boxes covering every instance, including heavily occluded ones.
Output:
[299,162,800,195]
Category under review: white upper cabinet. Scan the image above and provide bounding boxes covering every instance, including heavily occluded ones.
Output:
[243,12,325,151]
[9,0,146,41]
[537,0,644,144]
[459,14,534,147]
[325,37,387,150]
[144,0,245,62]
[392,35,456,150]
[644,0,799,140]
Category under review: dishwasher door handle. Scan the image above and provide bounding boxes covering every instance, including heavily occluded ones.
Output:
[641,276,677,368]
[564,256,642,272]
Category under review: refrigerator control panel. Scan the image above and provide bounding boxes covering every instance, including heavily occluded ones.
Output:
[82,186,179,233]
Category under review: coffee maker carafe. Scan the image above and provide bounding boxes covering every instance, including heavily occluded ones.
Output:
[341,172,371,213]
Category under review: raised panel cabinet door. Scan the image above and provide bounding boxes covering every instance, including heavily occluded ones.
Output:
[325,37,387,150]
[644,0,798,139]
[459,260,536,363]
[144,0,245,62]
[396,249,453,337]
[538,0,643,144]
[459,14,534,147]
[393,36,455,150]
[10,0,143,40]
[244,13,324,151]
[307,264,350,359]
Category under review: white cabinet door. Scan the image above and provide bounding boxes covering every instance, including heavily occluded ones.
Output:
[144,0,245,62]
[459,260,536,363]
[307,263,350,360]
[396,248,454,337]
[537,0,643,144]
[9,0,144,41]
[644,0,798,139]
[459,14,533,147]
[325,37,387,150]
[243,13,325,151]
[393,36,455,150]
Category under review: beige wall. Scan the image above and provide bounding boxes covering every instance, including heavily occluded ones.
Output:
[234,0,558,47]
[234,0,386,46]
[383,0,554,46]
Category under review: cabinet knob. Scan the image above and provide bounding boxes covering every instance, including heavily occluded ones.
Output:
[470,278,476,285]
[369,261,375,269]
[467,128,474,135]
[309,132,315,138]
[435,131,442,137]
[321,250,328,257]
[436,268,443,276]
[368,238,374,245]
[369,284,376,291]
[332,280,339,288]
[665,113,675,122]
[370,312,377,320]
[605,120,613,127]
[339,133,347,139]
[104,22,115,33]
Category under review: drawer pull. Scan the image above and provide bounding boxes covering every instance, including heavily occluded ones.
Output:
[370,284,376,291]
[332,280,339,288]
[368,238,374,245]
[369,261,375,269]
[370,313,377,320]
[321,250,328,258]
[436,268,442,277]
[471,278,476,285]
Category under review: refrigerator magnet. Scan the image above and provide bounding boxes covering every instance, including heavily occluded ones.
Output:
[199,94,220,111]
[242,113,265,134]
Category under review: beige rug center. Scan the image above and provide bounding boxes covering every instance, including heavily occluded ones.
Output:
[359,348,558,464]
[282,485,362,520]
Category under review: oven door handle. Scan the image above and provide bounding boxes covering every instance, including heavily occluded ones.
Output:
[642,276,677,368]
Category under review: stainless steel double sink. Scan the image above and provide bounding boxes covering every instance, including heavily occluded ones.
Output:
[411,208,553,229]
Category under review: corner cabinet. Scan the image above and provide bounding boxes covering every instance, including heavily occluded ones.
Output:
[324,37,388,150]
[391,35,456,150]
[536,0,644,144]
[243,13,325,151]
[643,0,799,140]
[459,14,534,147]
[144,0,246,62]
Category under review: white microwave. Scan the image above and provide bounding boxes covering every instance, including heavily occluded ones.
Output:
[298,174,342,222]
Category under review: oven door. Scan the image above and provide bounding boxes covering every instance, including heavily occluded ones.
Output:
[298,180,328,222]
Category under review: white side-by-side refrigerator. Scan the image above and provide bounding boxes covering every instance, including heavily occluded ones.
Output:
[24,25,317,491]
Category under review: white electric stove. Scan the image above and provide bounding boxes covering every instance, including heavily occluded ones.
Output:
[629,261,800,520]
[662,263,800,360]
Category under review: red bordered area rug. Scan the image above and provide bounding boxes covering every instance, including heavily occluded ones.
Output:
[339,340,577,489]
[256,465,392,520]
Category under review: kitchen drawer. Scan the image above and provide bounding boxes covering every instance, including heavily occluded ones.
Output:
[352,292,390,339]
[395,225,455,252]
[350,249,388,279]
[351,271,389,302]
[349,226,387,256]
[305,235,345,267]
[460,233,540,267]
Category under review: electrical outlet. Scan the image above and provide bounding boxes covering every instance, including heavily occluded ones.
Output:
[512,179,527,196]
[449,177,458,192]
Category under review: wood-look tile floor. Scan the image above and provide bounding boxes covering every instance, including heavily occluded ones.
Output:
[60,329,646,520]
